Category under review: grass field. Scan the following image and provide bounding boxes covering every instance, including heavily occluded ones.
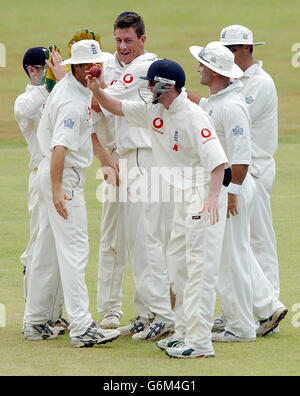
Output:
[0,0,300,377]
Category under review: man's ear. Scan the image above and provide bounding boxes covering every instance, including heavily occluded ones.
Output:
[140,34,146,45]
[27,65,34,76]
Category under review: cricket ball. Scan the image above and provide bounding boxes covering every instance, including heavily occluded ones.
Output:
[89,64,102,78]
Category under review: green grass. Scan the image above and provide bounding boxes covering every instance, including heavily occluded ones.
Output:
[0,0,300,377]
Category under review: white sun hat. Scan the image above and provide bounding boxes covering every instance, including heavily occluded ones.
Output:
[189,41,243,79]
[219,25,265,46]
[61,39,113,65]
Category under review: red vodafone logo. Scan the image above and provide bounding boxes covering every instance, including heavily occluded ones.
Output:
[87,106,92,122]
[123,74,134,84]
[153,118,163,129]
[201,128,212,139]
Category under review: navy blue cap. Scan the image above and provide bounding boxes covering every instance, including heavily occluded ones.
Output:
[140,59,186,88]
[117,11,139,18]
[23,47,47,75]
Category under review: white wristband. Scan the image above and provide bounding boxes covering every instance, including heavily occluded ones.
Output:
[227,183,241,195]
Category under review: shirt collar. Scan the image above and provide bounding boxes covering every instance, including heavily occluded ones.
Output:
[111,51,157,69]
[67,72,91,97]
[167,88,187,113]
[210,80,243,98]
[243,61,263,78]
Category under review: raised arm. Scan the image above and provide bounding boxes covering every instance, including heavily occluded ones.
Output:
[87,75,124,117]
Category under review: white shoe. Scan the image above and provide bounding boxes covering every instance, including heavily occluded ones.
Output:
[100,311,121,329]
[117,316,148,336]
[157,334,184,350]
[212,313,227,332]
[24,323,58,341]
[71,322,120,348]
[132,319,174,341]
[165,342,215,359]
[212,329,256,343]
[256,306,288,337]
[47,317,69,335]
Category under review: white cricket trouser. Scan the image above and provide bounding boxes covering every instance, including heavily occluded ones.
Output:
[167,185,227,354]
[21,168,40,300]
[218,173,257,338]
[97,148,174,324]
[22,168,64,324]
[250,158,280,298]
[25,158,92,337]
[249,247,284,320]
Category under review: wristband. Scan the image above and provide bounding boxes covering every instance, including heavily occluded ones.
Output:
[227,183,241,195]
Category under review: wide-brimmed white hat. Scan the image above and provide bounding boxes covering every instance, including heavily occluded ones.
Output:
[61,39,113,65]
[219,25,265,46]
[189,41,243,79]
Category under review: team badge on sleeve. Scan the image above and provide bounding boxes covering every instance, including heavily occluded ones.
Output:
[245,96,254,104]
[232,125,244,136]
[64,119,75,129]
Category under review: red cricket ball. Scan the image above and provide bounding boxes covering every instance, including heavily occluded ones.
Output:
[89,64,102,78]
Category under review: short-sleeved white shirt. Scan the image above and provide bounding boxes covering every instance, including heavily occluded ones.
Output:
[122,89,228,187]
[37,72,93,169]
[199,81,252,167]
[14,84,49,169]
[240,61,278,159]
[95,52,157,154]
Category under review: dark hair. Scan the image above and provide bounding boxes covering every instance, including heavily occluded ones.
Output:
[114,12,145,38]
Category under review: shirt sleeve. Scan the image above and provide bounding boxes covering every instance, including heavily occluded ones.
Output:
[223,102,252,165]
[50,102,81,152]
[14,86,48,120]
[192,111,228,174]
[121,100,149,130]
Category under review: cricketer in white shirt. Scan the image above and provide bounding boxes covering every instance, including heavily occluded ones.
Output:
[89,66,229,355]
[24,72,95,338]
[93,52,175,329]
[240,61,280,298]
[14,84,64,325]
[200,80,283,339]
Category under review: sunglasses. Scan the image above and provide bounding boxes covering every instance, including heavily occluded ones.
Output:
[226,45,243,53]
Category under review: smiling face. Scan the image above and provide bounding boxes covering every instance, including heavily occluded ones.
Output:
[114,27,146,64]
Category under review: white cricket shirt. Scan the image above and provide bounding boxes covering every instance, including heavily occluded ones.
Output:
[240,61,278,160]
[14,84,49,169]
[96,52,157,154]
[199,81,252,167]
[121,89,228,187]
[37,72,93,169]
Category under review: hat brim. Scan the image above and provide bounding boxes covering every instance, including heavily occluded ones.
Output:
[140,76,151,81]
[189,46,244,79]
[218,41,266,46]
[60,51,114,66]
